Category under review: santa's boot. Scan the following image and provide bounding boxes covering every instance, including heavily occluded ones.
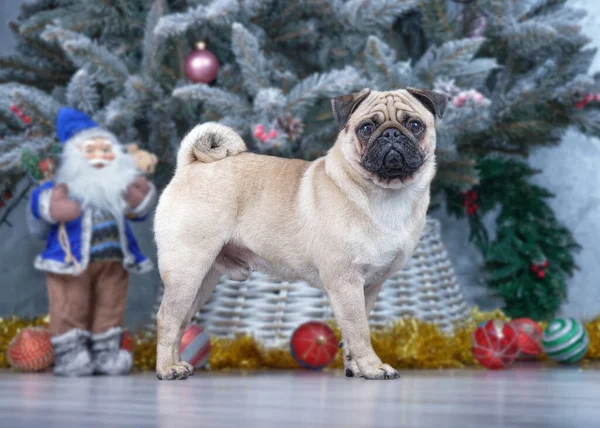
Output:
[51,329,94,376]
[91,327,133,375]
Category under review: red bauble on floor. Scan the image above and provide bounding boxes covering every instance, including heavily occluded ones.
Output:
[509,318,543,358]
[290,321,338,370]
[7,327,54,372]
[472,320,519,369]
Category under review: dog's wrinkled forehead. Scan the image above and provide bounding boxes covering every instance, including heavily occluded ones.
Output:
[352,90,434,126]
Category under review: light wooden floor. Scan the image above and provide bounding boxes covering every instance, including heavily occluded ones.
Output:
[1,366,599,427]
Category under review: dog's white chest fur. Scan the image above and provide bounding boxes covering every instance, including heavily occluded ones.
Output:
[353,189,427,284]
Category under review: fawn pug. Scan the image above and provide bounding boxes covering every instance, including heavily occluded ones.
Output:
[154,87,447,380]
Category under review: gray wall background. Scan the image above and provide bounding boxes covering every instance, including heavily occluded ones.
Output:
[1,1,599,328]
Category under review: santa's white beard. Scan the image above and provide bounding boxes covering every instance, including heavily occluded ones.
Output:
[54,141,139,218]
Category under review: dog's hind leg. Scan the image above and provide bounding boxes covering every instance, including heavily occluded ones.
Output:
[155,243,222,380]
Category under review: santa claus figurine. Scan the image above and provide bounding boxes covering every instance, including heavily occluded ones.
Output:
[27,107,156,376]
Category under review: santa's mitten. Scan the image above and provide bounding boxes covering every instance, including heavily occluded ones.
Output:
[91,327,133,376]
[51,329,94,377]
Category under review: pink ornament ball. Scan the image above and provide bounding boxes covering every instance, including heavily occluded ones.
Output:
[184,42,220,84]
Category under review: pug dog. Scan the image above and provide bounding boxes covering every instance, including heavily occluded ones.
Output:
[154,88,447,380]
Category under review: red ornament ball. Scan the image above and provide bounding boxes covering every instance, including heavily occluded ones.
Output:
[184,42,219,84]
[471,320,519,369]
[121,330,134,353]
[509,318,543,358]
[179,324,211,369]
[290,321,338,370]
[3,190,12,200]
[7,327,54,372]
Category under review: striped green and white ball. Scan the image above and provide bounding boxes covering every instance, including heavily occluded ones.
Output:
[541,318,589,363]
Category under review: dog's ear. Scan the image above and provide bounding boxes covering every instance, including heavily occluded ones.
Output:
[331,88,371,130]
[407,87,448,119]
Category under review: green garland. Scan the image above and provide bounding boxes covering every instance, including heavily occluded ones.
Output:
[447,158,579,320]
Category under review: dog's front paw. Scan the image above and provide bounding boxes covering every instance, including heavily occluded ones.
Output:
[344,358,360,377]
[357,359,400,380]
[156,361,195,380]
[340,341,360,378]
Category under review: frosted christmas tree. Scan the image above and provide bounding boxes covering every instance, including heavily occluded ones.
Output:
[0,0,595,320]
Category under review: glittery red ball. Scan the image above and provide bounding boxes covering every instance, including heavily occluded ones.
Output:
[537,270,546,279]
[7,328,54,372]
[291,322,338,370]
[509,318,543,358]
[121,330,134,353]
[472,320,519,369]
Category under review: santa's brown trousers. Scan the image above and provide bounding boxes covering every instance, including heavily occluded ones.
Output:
[46,261,129,335]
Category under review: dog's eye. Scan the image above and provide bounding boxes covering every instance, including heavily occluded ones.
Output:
[408,120,424,135]
[359,123,374,137]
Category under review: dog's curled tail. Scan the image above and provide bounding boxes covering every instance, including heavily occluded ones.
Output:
[176,122,247,169]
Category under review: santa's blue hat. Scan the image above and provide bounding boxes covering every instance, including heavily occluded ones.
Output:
[55,107,119,146]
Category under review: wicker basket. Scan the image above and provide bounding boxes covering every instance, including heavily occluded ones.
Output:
[177,217,469,347]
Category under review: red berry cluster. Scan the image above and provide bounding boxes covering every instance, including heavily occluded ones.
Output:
[575,93,600,110]
[530,260,549,279]
[253,124,278,143]
[10,104,32,125]
[462,189,479,216]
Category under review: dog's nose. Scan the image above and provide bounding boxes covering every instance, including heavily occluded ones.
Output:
[382,128,402,142]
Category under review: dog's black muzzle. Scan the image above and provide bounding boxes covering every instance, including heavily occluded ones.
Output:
[362,128,425,180]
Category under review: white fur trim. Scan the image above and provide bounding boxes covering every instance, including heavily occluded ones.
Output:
[52,329,94,377]
[128,181,157,218]
[64,127,120,148]
[27,199,51,239]
[125,258,154,274]
[51,328,91,345]
[91,326,123,343]
[38,188,57,224]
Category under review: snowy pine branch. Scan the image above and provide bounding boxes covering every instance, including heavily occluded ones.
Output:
[7,84,60,127]
[338,0,418,33]
[286,66,363,117]
[173,84,251,116]
[363,36,414,89]
[153,0,239,41]
[0,136,55,172]
[418,0,455,44]
[96,96,133,131]
[231,23,271,97]
[41,25,129,90]
[66,68,99,114]
[414,38,486,85]
[142,0,167,77]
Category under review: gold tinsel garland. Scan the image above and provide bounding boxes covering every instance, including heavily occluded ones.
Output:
[2,308,600,372]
